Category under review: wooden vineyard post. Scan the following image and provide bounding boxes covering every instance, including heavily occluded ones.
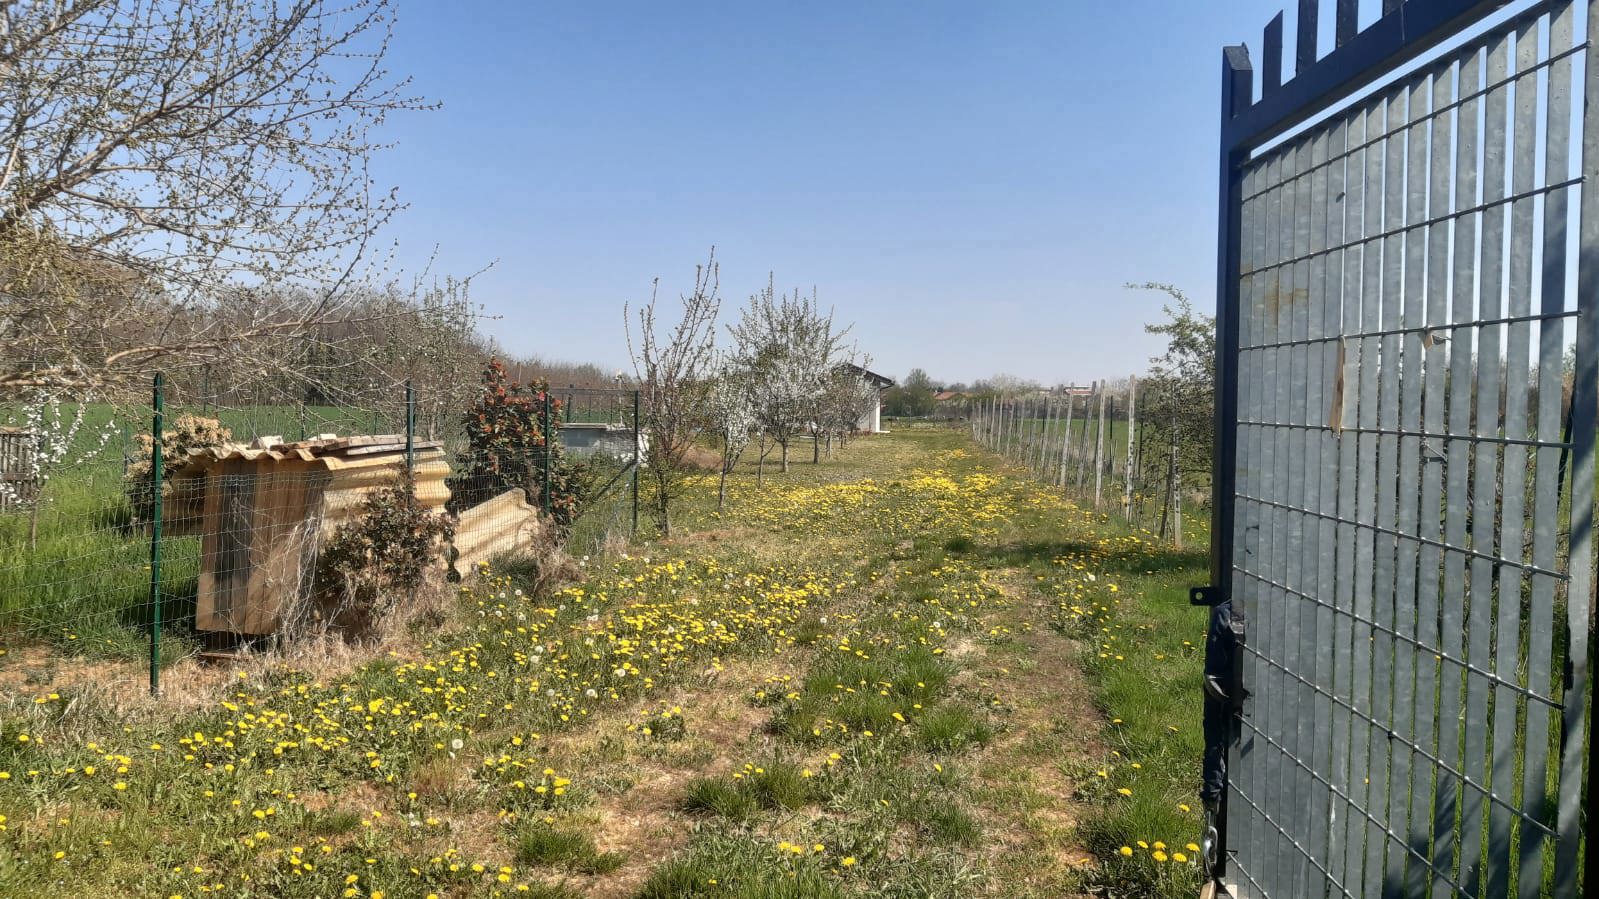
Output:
[1092,383,1107,509]
[1124,376,1138,518]
[1059,391,1074,487]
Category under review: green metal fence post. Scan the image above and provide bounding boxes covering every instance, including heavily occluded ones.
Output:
[404,380,415,472]
[147,372,164,697]
[631,389,640,536]
[542,391,553,515]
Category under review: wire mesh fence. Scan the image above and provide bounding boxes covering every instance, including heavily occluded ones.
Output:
[0,372,639,696]
[968,379,1208,546]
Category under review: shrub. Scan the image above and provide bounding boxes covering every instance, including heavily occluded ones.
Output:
[310,468,454,638]
[448,358,590,529]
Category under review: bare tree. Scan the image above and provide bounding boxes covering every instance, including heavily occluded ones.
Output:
[625,251,720,536]
[0,0,433,393]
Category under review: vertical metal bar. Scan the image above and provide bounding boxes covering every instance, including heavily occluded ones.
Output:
[1436,42,1482,898]
[1092,386,1106,508]
[1556,1,1599,889]
[1363,83,1408,899]
[1331,99,1367,895]
[1346,97,1388,895]
[631,389,641,536]
[1250,147,1286,891]
[1215,45,1254,885]
[1297,0,1319,77]
[1489,22,1539,897]
[404,379,415,472]
[1384,70,1432,893]
[542,390,553,515]
[1284,127,1316,896]
[1267,138,1302,894]
[1123,378,1136,518]
[1234,152,1266,889]
[1305,113,1340,897]
[1336,0,1359,47]
[1465,28,1511,895]
[1403,56,1455,899]
[1266,12,1286,95]
[148,372,164,698]
[1519,7,1572,895]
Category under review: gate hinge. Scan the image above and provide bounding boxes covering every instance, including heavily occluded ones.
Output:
[1190,585,1228,607]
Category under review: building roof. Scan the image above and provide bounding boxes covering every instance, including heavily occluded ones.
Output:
[933,391,967,402]
[840,363,895,389]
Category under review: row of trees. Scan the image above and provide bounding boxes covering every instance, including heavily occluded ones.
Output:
[626,252,879,535]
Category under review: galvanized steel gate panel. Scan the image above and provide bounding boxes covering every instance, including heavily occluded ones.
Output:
[1205,1,1598,896]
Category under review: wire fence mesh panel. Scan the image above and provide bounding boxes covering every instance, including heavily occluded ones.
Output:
[1208,1,1599,896]
[0,368,638,698]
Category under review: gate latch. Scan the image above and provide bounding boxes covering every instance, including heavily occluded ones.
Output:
[1190,585,1226,607]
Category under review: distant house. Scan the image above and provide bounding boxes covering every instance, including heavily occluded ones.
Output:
[933,390,967,404]
[843,363,895,433]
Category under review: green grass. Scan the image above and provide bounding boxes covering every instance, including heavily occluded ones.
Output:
[682,776,761,822]
[0,421,1218,898]
[515,822,624,874]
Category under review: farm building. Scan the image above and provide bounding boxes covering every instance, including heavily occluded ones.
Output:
[558,422,647,463]
[843,364,895,434]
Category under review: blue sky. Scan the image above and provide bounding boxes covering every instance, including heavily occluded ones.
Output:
[373,1,1295,385]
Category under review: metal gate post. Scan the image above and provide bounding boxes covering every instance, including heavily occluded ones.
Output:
[147,372,164,697]
[632,389,640,536]
[404,379,415,472]
[542,391,553,516]
[1193,44,1253,886]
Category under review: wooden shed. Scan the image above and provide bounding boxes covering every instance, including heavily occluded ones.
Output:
[164,435,450,636]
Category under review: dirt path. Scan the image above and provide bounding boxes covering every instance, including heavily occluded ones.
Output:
[963,573,1101,898]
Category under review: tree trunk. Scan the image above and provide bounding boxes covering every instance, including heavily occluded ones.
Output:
[655,472,672,538]
[781,440,789,472]
[718,468,728,511]
[812,431,820,464]
[757,433,767,487]
[1160,426,1178,542]
[1172,456,1183,549]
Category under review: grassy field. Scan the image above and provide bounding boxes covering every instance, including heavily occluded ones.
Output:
[0,425,1207,897]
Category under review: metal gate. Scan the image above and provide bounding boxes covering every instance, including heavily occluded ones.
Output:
[1203,1,1598,896]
